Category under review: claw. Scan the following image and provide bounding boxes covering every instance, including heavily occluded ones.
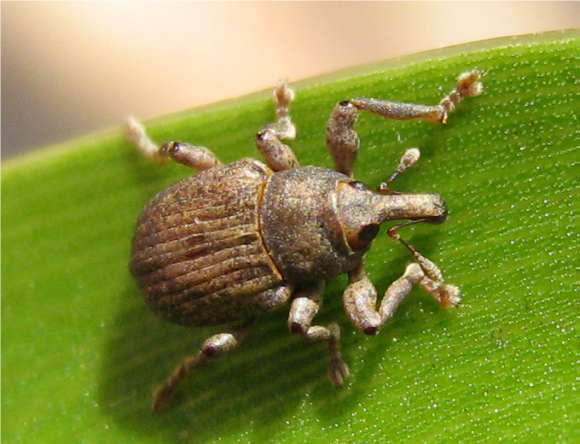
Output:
[329,358,350,387]
[435,284,462,307]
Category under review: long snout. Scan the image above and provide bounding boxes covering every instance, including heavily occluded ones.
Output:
[374,192,447,224]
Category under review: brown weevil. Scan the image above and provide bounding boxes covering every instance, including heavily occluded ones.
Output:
[127,70,483,412]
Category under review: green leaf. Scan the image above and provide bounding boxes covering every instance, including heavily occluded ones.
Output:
[3,30,578,443]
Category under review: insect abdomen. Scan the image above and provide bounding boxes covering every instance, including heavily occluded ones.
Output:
[130,158,282,325]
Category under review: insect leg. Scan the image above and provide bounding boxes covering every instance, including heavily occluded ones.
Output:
[343,257,459,336]
[255,81,299,171]
[326,69,483,177]
[376,261,460,330]
[126,117,222,170]
[152,318,255,412]
[387,223,461,307]
[288,282,350,387]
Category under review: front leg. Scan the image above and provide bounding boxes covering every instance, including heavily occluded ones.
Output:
[288,282,350,386]
[344,260,460,335]
[326,69,483,177]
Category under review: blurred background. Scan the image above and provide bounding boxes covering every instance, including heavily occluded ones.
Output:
[2,2,579,159]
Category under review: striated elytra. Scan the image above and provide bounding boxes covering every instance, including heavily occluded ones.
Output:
[127,70,483,411]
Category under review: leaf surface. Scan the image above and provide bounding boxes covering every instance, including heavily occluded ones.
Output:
[3,30,578,443]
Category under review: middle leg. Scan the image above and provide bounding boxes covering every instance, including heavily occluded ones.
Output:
[255,81,300,171]
[288,282,350,387]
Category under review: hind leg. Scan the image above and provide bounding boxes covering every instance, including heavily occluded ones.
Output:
[152,318,255,412]
[126,116,222,171]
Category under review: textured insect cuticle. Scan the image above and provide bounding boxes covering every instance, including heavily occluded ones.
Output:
[127,69,482,410]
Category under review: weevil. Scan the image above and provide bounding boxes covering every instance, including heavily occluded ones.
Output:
[127,70,483,412]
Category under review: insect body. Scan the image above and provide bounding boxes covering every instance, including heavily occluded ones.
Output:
[127,70,483,412]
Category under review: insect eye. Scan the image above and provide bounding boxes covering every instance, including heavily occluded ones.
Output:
[350,181,369,191]
[358,223,380,243]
